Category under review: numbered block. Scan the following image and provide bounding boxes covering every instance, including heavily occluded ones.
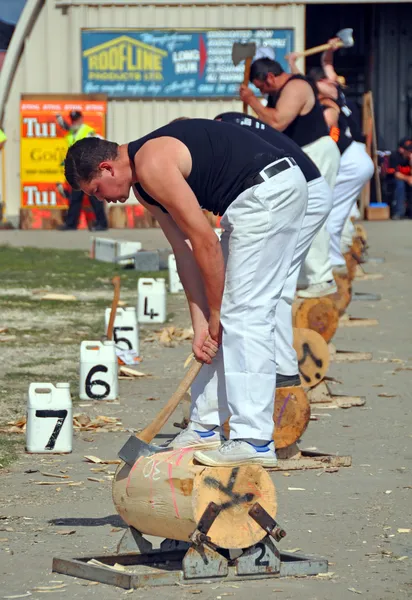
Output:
[105,307,139,355]
[79,340,119,401]
[137,278,167,324]
[26,382,72,454]
[168,254,184,294]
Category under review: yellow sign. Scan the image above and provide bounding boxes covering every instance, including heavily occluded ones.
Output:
[83,36,167,82]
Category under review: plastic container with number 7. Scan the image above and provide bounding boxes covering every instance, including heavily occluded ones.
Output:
[79,340,119,401]
[26,382,73,453]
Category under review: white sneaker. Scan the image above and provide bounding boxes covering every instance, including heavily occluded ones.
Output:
[297,280,338,298]
[194,439,277,467]
[166,421,222,449]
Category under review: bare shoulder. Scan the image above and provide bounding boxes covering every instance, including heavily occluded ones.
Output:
[134,136,191,178]
[285,78,313,96]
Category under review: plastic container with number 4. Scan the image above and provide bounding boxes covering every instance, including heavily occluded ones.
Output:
[26,382,72,454]
[79,340,119,401]
[104,307,139,355]
[137,278,167,324]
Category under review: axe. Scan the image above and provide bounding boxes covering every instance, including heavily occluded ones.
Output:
[232,41,256,114]
[118,358,203,465]
[290,28,354,59]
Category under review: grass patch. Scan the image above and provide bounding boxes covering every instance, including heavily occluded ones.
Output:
[0,245,167,291]
[0,435,24,469]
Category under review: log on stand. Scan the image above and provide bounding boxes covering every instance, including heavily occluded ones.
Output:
[222,385,311,449]
[293,327,330,387]
[329,272,352,316]
[113,450,277,550]
[292,298,339,343]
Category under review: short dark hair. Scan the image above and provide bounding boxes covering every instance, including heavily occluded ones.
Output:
[308,67,327,83]
[249,58,284,82]
[64,138,119,190]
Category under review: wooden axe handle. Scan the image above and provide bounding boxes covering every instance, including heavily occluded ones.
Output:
[295,40,344,59]
[138,359,203,443]
[106,275,121,340]
[243,56,253,115]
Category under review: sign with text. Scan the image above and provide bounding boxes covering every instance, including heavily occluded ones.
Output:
[81,29,294,98]
[20,98,107,209]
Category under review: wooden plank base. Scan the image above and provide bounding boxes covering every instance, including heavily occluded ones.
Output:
[307,381,366,409]
[329,344,372,363]
[339,314,379,328]
[272,443,352,471]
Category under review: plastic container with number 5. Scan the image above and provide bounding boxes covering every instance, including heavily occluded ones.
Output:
[104,307,139,355]
[26,382,73,454]
[79,340,119,401]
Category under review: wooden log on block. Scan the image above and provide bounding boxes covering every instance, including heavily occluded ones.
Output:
[293,327,330,388]
[292,298,339,342]
[113,450,277,550]
[329,272,352,316]
[355,223,367,245]
[222,386,310,449]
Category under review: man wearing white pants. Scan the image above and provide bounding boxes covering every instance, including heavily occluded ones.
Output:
[214,112,332,381]
[64,118,308,467]
[241,57,340,298]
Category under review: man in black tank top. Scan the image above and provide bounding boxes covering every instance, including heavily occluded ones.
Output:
[215,112,332,386]
[64,119,308,467]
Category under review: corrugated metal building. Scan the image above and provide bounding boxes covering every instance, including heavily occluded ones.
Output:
[0,0,305,223]
[0,0,411,224]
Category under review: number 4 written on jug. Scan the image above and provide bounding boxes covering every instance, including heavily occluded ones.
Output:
[144,298,159,320]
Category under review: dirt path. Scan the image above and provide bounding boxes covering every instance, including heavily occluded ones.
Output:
[1,222,412,599]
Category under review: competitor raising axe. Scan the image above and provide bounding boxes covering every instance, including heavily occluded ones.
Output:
[232,42,256,114]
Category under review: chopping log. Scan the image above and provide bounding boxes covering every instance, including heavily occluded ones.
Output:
[329,272,352,316]
[293,327,330,387]
[113,450,277,550]
[292,298,339,342]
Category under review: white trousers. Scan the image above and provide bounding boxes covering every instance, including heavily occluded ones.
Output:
[299,136,341,285]
[276,176,332,375]
[327,142,374,267]
[191,164,308,441]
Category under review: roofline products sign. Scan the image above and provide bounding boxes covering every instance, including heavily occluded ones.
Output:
[81,29,294,98]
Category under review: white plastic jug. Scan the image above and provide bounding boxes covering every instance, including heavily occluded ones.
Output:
[137,278,167,324]
[168,254,184,294]
[79,340,118,401]
[105,307,139,355]
[26,383,72,454]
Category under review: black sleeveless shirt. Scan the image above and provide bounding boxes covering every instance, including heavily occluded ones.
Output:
[216,112,321,183]
[338,87,365,144]
[267,75,329,147]
[324,91,353,155]
[128,119,284,216]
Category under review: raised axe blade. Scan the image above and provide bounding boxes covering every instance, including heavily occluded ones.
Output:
[118,435,169,466]
[232,41,257,66]
[336,28,354,48]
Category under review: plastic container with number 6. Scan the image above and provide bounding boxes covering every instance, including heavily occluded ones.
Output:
[26,382,72,453]
[79,340,119,401]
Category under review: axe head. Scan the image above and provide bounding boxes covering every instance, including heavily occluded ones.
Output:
[118,435,169,466]
[336,28,354,49]
[232,41,257,67]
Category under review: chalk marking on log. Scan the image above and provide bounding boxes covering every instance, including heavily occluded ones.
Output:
[276,393,291,427]
[298,343,323,384]
[168,463,180,519]
[203,467,255,511]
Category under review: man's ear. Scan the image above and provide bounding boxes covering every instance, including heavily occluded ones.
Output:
[99,162,114,175]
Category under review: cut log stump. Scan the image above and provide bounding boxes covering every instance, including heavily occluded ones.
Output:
[222,386,311,449]
[329,272,352,316]
[113,451,277,550]
[293,328,330,388]
[292,298,339,342]
[355,223,368,245]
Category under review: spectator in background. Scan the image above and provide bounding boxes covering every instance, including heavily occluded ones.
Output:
[0,127,6,150]
[57,111,108,231]
[387,138,412,219]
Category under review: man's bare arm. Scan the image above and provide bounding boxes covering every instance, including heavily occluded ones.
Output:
[241,80,309,131]
[134,138,225,342]
[321,38,340,83]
